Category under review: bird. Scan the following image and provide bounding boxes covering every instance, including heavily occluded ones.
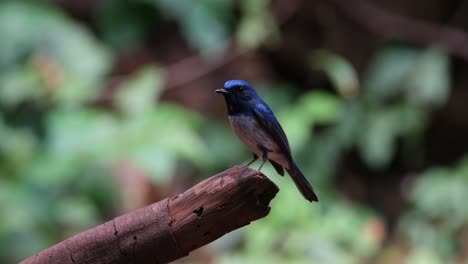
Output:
[215,80,319,202]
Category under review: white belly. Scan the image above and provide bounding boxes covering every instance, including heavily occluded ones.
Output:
[228,115,290,169]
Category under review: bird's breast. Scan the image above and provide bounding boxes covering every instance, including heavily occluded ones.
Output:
[228,114,289,168]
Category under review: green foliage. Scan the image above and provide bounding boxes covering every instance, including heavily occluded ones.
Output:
[280,90,341,149]
[308,46,449,170]
[399,157,468,259]
[236,0,280,49]
[0,2,212,262]
[310,49,360,98]
[152,0,233,56]
[217,166,383,264]
[97,0,157,50]
[0,1,461,263]
[0,1,112,108]
[358,47,449,168]
[114,65,164,115]
[365,47,450,107]
[97,0,279,54]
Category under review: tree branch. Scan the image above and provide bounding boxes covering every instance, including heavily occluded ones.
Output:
[324,0,468,60]
[20,166,278,264]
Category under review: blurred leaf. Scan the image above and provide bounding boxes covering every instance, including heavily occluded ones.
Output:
[409,166,468,224]
[184,1,231,55]
[201,121,246,171]
[281,91,341,149]
[97,0,156,50]
[0,1,112,107]
[397,102,428,136]
[2,229,47,264]
[407,48,450,107]
[364,46,450,110]
[0,121,38,175]
[237,0,280,49]
[114,65,164,116]
[310,49,360,98]
[406,248,444,264]
[46,102,207,183]
[54,197,99,230]
[364,47,419,102]
[300,132,342,186]
[123,104,208,181]
[153,0,232,56]
[298,91,341,124]
[399,157,468,259]
[358,109,399,169]
[334,102,364,148]
[356,101,428,170]
[0,64,43,108]
[46,109,118,162]
[239,178,382,263]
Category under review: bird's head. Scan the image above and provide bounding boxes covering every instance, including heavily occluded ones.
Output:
[215,80,259,114]
[215,80,256,97]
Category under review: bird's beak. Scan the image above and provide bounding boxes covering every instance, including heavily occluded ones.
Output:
[215,88,229,95]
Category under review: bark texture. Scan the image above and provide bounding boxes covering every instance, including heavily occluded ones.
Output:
[21,166,278,264]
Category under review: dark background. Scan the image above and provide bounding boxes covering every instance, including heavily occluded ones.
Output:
[1,0,468,263]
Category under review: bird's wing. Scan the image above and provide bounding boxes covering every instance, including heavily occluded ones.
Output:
[252,104,293,162]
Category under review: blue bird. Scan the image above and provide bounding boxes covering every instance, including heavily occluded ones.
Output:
[216,80,318,202]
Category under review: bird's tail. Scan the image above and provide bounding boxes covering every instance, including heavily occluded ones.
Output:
[286,162,319,202]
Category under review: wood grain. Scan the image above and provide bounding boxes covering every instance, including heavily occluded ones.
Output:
[20,166,278,264]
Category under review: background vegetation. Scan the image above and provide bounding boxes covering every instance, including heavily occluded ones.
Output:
[1,0,468,263]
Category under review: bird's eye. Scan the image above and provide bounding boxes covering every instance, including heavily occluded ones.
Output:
[239,86,245,93]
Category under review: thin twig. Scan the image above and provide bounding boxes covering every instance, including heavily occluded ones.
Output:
[324,0,468,60]
[164,0,304,91]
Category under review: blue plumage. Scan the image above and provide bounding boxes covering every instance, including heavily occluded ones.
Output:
[216,80,318,202]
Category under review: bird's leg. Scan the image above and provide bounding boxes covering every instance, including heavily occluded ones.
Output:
[244,153,258,167]
[258,148,268,171]
[239,154,258,175]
